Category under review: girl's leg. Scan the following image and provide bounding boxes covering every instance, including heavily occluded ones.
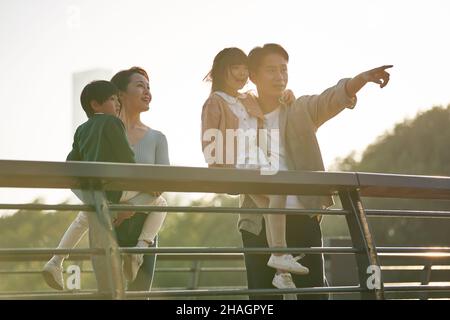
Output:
[262,195,309,275]
[264,195,287,251]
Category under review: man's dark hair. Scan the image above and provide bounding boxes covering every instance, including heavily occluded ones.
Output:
[248,43,289,75]
[204,47,248,92]
[80,80,118,118]
[111,66,149,92]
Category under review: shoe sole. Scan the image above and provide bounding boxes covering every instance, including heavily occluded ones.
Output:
[267,262,309,275]
[272,282,296,289]
[283,293,298,300]
[42,270,64,291]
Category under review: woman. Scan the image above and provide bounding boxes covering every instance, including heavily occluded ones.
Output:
[112,67,170,291]
[43,67,169,292]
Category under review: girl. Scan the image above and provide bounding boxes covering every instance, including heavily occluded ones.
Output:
[201,48,308,291]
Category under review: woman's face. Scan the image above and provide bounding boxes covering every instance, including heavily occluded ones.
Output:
[120,73,152,114]
[224,64,249,93]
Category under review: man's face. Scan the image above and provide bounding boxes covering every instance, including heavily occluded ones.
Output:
[251,53,288,98]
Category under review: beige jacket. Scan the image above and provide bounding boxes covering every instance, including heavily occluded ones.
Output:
[201,80,356,235]
[201,92,264,167]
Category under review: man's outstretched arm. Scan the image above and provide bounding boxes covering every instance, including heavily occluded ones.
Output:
[346,65,393,97]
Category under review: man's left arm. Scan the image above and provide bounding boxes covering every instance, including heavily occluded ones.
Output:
[301,65,393,129]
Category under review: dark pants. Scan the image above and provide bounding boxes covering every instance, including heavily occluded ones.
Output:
[241,215,327,300]
[115,212,158,291]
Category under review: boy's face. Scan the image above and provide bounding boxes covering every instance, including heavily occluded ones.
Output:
[91,95,120,116]
[251,53,288,98]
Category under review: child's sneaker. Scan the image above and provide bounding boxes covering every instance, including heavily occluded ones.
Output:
[272,272,296,289]
[123,254,144,282]
[267,254,309,275]
[42,259,64,290]
[272,272,298,300]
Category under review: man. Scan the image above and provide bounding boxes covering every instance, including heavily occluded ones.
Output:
[239,43,392,299]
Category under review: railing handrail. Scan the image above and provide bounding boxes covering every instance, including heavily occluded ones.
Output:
[1,160,449,199]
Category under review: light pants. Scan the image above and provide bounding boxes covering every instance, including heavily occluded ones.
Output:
[51,195,167,261]
[249,194,288,250]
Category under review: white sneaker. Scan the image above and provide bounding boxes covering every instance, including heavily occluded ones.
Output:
[272,273,298,300]
[42,260,64,290]
[267,254,309,275]
[283,293,298,300]
[272,272,296,289]
[123,254,144,282]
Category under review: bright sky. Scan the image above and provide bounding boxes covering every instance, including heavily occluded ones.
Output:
[1,0,449,205]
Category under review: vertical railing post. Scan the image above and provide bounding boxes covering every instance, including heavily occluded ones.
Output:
[87,189,125,299]
[190,261,201,290]
[419,261,432,300]
[339,189,384,300]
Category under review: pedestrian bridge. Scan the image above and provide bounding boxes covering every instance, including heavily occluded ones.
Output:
[0,160,449,299]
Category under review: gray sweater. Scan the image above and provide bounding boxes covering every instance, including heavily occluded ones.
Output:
[127,129,170,205]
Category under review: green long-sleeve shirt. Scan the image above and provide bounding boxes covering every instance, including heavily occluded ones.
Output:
[67,113,135,203]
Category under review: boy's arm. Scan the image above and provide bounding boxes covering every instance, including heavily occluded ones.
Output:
[66,129,87,203]
[66,129,81,161]
[105,117,136,164]
[106,117,164,204]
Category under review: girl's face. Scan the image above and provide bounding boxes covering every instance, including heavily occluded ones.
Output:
[224,64,249,93]
[119,73,152,114]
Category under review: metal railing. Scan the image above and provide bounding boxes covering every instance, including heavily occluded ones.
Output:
[0,159,449,299]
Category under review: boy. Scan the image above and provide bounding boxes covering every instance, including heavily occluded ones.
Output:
[43,80,164,291]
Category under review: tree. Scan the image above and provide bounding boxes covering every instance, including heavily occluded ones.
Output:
[332,105,450,246]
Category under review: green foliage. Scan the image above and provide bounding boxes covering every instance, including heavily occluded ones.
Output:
[154,194,247,298]
[0,202,96,292]
[337,105,450,176]
[333,105,450,246]
[0,195,246,297]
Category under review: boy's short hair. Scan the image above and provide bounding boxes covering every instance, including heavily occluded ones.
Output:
[248,43,289,75]
[80,80,119,118]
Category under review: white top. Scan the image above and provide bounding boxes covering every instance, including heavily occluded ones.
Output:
[215,91,259,169]
[263,107,302,209]
[262,107,287,171]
